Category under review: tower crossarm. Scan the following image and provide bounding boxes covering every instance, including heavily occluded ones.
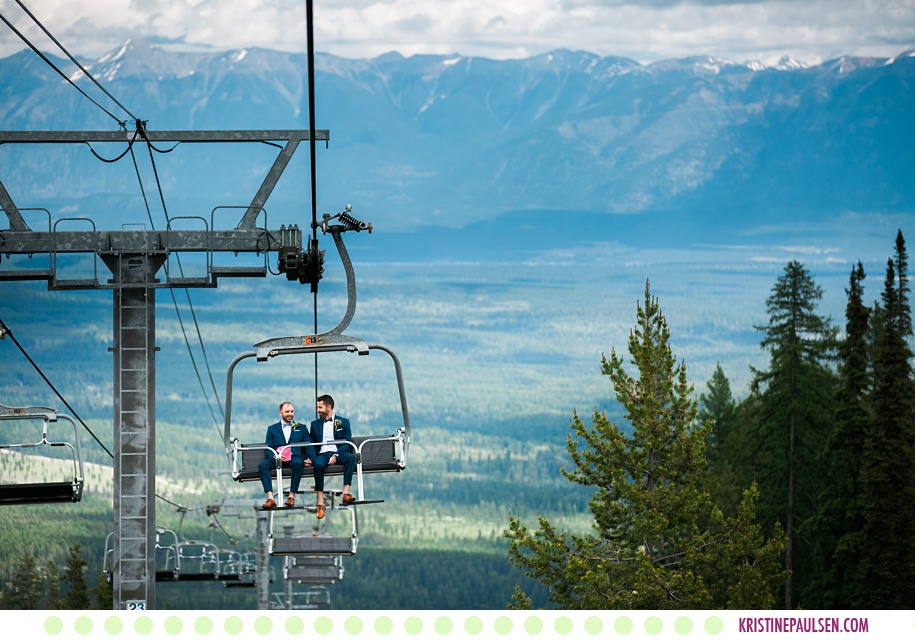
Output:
[0,129,329,231]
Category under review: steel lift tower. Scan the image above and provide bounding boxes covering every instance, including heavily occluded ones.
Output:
[0,127,328,609]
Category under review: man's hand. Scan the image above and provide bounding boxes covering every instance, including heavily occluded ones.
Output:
[330,455,338,465]
[304,458,313,466]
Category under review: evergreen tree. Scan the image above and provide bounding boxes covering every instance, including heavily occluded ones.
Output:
[698,364,744,519]
[858,231,915,608]
[802,261,870,607]
[0,551,42,610]
[505,283,786,609]
[92,571,113,610]
[751,260,836,608]
[62,544,91,610]
[45,558,63,610]
[698,363,738,467]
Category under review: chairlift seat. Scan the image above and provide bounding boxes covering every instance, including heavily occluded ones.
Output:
[180,573,239,582]
[294,556,339,567]
[286,566,342,582]
[0,480,82,505]
[224,581,256,589]
[271,536,356,556]
[235,435,401,483]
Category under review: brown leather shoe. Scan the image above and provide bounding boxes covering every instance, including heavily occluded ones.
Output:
[284,494,295,508]
[261,498,276,509]
[342,493,356,505]
[316,503,325,519]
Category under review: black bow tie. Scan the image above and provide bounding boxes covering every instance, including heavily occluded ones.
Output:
[324,418,333,423]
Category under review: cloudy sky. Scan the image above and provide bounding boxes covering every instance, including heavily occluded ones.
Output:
[1,0,914,66]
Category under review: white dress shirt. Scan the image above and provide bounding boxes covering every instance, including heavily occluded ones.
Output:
[320,417,337,454]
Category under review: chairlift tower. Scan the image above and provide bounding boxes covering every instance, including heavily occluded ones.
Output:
[0,128,329,610]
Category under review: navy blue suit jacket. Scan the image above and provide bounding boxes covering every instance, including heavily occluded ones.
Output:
[264,421,313,461]
[309,416,353,456]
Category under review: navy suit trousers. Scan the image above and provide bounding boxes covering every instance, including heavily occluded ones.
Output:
[312,451,355,492]
[259,457,304,494]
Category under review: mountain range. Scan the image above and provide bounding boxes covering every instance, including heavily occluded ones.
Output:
[1,41,912,234]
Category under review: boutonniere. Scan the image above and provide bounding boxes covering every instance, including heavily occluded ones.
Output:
[292,422,300,430]
[334,419,341,428]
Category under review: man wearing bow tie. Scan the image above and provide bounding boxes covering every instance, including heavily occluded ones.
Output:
[310,394,356,519]
[259,401,313,509]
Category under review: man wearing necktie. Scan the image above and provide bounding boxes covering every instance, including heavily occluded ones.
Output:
[310,394,356,519]
[258,401,313,509]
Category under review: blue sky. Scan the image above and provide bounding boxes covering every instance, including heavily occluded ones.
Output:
[1,0,914,65]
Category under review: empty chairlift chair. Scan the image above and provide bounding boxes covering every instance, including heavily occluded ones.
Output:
[0,402,84,505]
[154,527,181,582]
[171,540,226,581]
[268,503,359,556]
[284,554,344,584]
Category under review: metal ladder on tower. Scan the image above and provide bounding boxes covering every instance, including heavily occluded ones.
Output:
[111,251,157,609]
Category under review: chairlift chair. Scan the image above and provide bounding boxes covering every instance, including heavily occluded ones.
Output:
[221,557,256,588]
[0,402,85,505]
[272,585,333,608]
[154,527,181,582]
[301,585,332,607]
[168,540,232,581]
[284,554,344,583]
[267,502,358,556]
[223,211,411,506]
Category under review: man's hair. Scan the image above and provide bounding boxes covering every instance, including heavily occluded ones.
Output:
[316,394,335,408]
[279,401,294,412]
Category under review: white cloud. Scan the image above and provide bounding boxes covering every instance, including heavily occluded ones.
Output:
[0,0,912,64]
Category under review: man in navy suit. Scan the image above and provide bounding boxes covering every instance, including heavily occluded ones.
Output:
[310,394,356,518]
[259,401,312,509]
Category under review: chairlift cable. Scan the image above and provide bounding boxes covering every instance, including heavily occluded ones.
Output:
[156,494,189,511]
[128,144,225,433]
[13,0,138,122]
[85,138,136,163]
[130,137,226,437]
[0,12,124,127]
[0,316,114,458]
[2,316,208,510]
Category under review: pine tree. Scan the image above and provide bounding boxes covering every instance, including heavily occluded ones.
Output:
[698,364,744,519]
[858,231,915,608]
[505,282,786,609]
[92,571,113,610]
[698,363,738,467]
[62,544,91,610]
[45,558,63,610]
[0,551,42,610]
[802,261,870,607]
[751,260,836,609]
